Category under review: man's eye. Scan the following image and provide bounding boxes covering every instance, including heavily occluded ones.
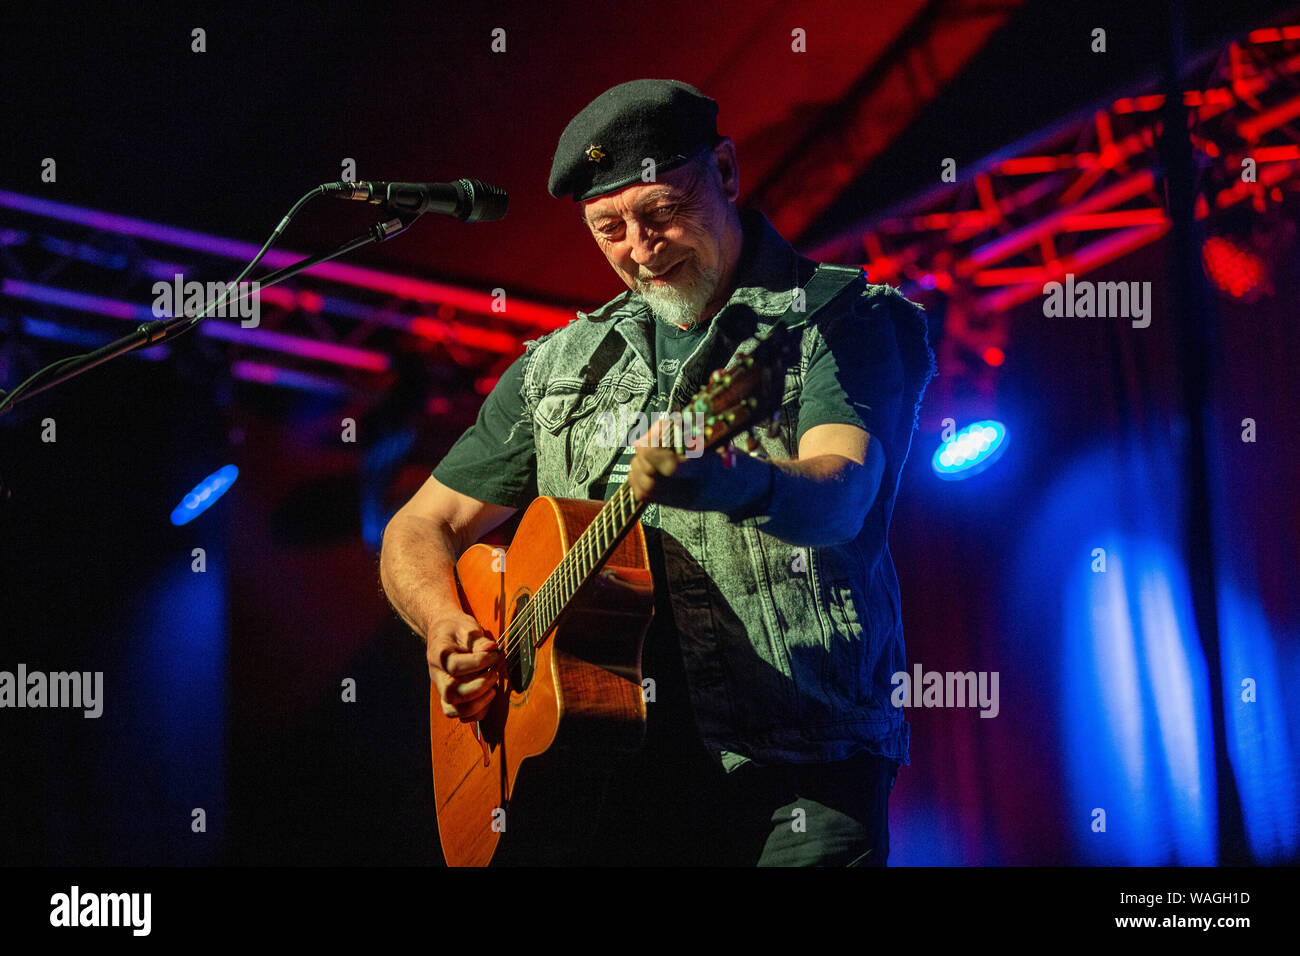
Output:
[648,205,676,222]
[596,222,622,236]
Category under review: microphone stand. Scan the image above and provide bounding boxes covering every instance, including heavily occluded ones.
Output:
[0,212,420,414]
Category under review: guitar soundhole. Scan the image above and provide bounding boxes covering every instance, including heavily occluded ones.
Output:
[506,591,535,692]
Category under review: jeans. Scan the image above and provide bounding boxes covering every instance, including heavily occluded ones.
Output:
[581,736,900,867]
[491,595,901,867]
[578,592,900,866]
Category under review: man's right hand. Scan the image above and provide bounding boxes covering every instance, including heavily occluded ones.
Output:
[426,612,503,723]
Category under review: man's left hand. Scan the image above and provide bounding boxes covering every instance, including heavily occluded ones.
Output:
[627,441,771,517]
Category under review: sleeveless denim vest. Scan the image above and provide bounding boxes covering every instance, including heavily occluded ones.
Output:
[513,211,919,769]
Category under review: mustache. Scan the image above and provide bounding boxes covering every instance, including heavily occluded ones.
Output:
[636,258,693,282]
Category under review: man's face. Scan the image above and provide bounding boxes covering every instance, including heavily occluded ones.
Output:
[581,151,733,330]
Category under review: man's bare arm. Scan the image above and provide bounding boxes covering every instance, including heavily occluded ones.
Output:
[628,422,886,547]
[758,422,886,546]
[379,475,515,637]
[379,475,517,721]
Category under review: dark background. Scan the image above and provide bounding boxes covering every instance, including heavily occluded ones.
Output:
[1,0,1297,867]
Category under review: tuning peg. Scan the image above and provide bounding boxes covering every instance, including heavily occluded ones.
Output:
[765,410,782,438]
[744,431,760,452]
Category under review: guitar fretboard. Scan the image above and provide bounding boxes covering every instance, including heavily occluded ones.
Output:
[508,481,647,652]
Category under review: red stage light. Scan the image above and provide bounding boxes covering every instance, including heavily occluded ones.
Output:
[983,346,1005,367]
[1201,236,1265,300]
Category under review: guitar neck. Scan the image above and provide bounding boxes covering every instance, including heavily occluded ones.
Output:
[518,324,798,645]
[529,481,648,639]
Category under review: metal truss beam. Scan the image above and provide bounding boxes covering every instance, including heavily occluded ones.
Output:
[809,25,1300,420]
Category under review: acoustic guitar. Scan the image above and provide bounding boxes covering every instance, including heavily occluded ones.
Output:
[430,323,799,867]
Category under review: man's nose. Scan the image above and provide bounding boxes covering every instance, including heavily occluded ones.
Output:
[627,221,663,266]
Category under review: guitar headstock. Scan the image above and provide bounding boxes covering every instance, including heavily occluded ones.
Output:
[673,323,803,458]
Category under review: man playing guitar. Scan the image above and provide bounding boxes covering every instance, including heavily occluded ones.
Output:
[380,78,934,866]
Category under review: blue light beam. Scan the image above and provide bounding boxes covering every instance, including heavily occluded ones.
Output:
[932,420,1008,480]
[170,465,239,526]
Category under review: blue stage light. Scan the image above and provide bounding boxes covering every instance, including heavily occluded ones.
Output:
[932,420,1008,480]
[170,465,239,525]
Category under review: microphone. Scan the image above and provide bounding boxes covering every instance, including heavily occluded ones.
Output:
[323,179,509,222]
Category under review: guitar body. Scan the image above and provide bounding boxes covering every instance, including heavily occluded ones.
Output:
[430,496,654,867]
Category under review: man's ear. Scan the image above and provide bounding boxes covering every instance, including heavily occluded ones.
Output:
[713,137,740,203]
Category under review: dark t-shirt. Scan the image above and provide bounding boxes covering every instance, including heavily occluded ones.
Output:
[591,319,707,508]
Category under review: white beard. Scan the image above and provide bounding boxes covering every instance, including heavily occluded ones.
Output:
[636,259,719,331]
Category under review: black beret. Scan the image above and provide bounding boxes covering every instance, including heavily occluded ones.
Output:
[548,79,719,202]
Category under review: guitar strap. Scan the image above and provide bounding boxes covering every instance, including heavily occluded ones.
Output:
[774,262,865,336]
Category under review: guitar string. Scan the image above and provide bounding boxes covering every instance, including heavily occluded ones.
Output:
[490,383,740,673]
[495,480,639,672]
[464,327,796,726]
[496,482,627,670]
[495,404,712,671]
[508,478,635,663]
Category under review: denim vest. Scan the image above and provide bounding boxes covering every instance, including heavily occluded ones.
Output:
[514,212,920,769]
